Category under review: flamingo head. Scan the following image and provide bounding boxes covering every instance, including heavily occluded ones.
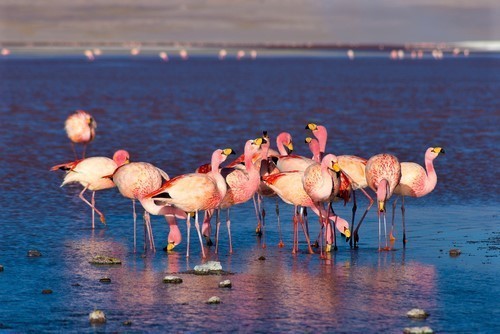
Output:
[165,215,182,251]
[334,216,351,239]
[376,179,390,212]
[428,147,445,160]
[276,132,293,154]
[113,150,130,166]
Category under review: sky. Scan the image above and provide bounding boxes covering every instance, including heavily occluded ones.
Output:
[0,0,499,45]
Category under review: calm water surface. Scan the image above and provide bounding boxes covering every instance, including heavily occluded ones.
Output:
[0,55,499,333]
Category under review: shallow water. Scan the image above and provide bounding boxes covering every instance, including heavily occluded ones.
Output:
[0,55,499,333]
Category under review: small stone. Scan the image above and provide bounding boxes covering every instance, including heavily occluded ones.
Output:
[163,275,183,284]
[123,320,132,326]
[194,261,223,274]
[99,277,111,283]
[89,310,106,324]
[206,296,221,304]
[449,249,461,257]
[89,256,122,265]
[42,289,53,294]
[219,279,232,288]
[71,283,81,287]
[403,326,434,334]
[0,265,4,272]
[28,250,42,257]
[258,256,266,261]
[406,308,429,319]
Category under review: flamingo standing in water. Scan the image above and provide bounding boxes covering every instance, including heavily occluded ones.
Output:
[217,138,264,253]
[364,153,401,250]
[147,148,234,258]
[51,150,130,229]
[391,147,445,245]
[111,161,184,252]
[65,110,97,159]
[306,122,372,248]
[302,153,349,255]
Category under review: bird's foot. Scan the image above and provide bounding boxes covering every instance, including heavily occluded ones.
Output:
[278,241,284,248]
[255,225,262,236]
[100,215,106,225]
[389,232,396,242]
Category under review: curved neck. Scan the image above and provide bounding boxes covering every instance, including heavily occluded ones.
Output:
[313,126,328,154]
[424,155,438,193]
[309,139,321,163]
[276,133,290,156]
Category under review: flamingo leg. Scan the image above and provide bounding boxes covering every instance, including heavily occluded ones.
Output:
[390,197,399,242]
[353,187,374,248]
[202,210,213,246]
[143,213,147,252]
[401,196,407,246]
[132,199,137,252]
[276,198,284,248]
[91,190,95,229]
[261,198,267,249]
[194,211,206,258]
[71,142,77,160]
[378,211,382,251]
[383,211,388,250]
[144,211,155,252]
[226,209,233,254]
[349,189,357,248]
[299,207,314,254]
[186,214,191,258]
[82,143,87,159]
[292,207,298,254]
[253,194,262,236]
[215,209,222,254]
[79,186,106,228]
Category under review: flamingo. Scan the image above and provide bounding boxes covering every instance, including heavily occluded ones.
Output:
[217,138,264,253]
[306,122,372,248]
[111,161,185,252]
[363,153,401,250]
[51,150,130,229]
[275,132,317,172]
[391,147,445,245]
[146,148,234,258]
[65,110,97,159]
[263,169,350,255]
[302,153,348,254]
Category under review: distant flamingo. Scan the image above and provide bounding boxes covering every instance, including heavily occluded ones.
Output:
[306,122,372,248]
[111,161,184,252]
[51,150,129,229]
[363,153,401,250]
[391,147,445,245]
[218,138,264,253]
[65,110,97,159]
[147,148,234,258]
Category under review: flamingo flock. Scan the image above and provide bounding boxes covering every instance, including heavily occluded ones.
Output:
[52,112,445,257]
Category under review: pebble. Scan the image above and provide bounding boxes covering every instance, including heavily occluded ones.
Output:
[0,265,3,272]
[89,310,106,324]
[89,256,122,265]
[123,320,133,326]
[194,261,223,274]
[41,289,53,294]
[406,308,430,319]
[258,256,266,261]
[163,275,183,284]
[206,296,221,304]
[449,249,461,257]
[403,326,434,334]
[27,250,42,257]
[219,279,232,288]
[99,277,111,283]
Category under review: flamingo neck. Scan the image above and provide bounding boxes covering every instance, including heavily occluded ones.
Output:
[209,151,228,200]
[423,154,438,194]
[376,179,390,210]
[309,138,321,163]
[166,215,182,245]
[314,126,328,155]
[276,133,290,156]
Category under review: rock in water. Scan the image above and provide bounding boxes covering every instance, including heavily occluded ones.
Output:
[163,275,183,284]
[219,279,232,288]
[89,256,122,265]
[99,277,111,283]
[206,296,221,304]
[194,261,223,274]
[403,326,434,334]
[89,310,106,324]
[406,308,430,319]
[0,265,4,272]
[449,249,461,257]
[42,289,53,294]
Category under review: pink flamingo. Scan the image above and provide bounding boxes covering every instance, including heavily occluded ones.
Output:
[302,153,349,255]
[217,138,264,253]
[111,161,184,252]
[276,132,317,172]
[146,148,234,258]
[263,169,350,255]
[364,153,402,250]
[65,110,97,159]
[51,150,129,229]
[306,122,372,248]
[391,147,445,245]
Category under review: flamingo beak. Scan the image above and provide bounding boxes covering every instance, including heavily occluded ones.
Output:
[343,227,351,238]
[222,148,235,156]
[378,200,385,212]
[305,137,312,144]
[305,123,318,130]
[331,162,341,173]
[433,147,445,154]
[286,142,294,152]
[166,242,176,251]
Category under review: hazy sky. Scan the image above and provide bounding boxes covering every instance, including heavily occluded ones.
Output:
[1,0,499,44]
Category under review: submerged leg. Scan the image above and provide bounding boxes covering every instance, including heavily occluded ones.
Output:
[226,209,233,254]
[194,211,206,258]
[353,187,374,248]
[132,199,137,252]
[202,210,213,246]
[390,197,399,241]
[299,207,314,254]
[349,190,357,248]
[79,186,106,228]
[215,209,222,254]
[401,196,407,246]
[253,194,262,236]
[276,198,284,248]
[186,214,191,258]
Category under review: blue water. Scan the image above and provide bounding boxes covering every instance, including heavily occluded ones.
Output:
[0,55,499,333]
